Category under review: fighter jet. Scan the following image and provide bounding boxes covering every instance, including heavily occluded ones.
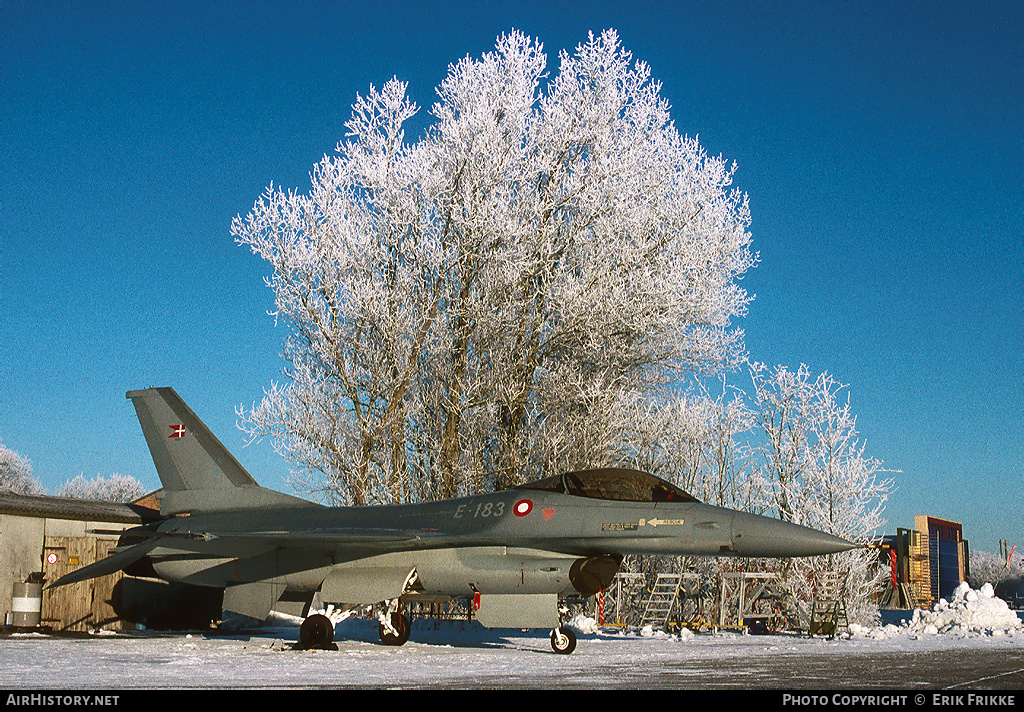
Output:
[50,387,858,653]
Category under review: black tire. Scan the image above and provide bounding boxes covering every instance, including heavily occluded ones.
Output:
[378,612,411,646]
[550,626,577,654]
[299,613,335,649]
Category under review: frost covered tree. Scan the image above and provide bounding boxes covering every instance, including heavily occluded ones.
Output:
[234,30,755,505]
[613,379,760,594]
[56,474,146,503]
[747,363,896,624]
[968,550,1024,589]
[616,379,756,509]
[0,440,43,495]
[748,363,894,536]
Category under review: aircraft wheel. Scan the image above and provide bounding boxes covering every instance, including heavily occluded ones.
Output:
[550,626,576,654]
[299,613,335,649]
[379,613,411,646]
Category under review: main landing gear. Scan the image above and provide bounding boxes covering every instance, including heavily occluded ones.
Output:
[297,613,337,650]
[296,608,411,649]
[378,601,411,646]
[297,600,577,654]
[379,611,412,646]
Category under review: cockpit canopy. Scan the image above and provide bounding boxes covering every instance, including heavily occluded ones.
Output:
[515,468,699,503]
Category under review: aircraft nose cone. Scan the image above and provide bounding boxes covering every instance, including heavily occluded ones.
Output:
[731,512,859,557]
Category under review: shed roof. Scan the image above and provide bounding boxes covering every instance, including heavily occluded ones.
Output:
[0,491,161,524]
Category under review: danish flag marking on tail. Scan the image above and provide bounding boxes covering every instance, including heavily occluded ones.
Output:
[168,424,187,439]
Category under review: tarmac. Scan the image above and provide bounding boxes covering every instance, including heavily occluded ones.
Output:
[592,646,1024,691]
[2,617,1023,692]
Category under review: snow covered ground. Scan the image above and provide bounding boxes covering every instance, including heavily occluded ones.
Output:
[1,583,1021,690]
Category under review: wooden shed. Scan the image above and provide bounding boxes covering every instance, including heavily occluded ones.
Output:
[0,491,161,632]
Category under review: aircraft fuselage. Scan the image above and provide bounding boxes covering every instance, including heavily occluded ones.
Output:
[140,485,854,600]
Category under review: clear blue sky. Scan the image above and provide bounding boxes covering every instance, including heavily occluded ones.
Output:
[2,1,1021,553]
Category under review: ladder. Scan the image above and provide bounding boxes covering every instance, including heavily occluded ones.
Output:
[899,582,918,609]
[808,570,849,638]
[640,574,682,629]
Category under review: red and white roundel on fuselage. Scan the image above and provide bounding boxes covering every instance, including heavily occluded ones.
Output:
[513,499,533,517]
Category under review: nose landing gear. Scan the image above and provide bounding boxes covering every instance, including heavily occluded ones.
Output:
[550,625,576,654]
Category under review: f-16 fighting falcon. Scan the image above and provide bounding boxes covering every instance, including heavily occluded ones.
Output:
[49,387,859,653]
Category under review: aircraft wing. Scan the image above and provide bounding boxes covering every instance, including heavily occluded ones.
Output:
[45,527,465,591]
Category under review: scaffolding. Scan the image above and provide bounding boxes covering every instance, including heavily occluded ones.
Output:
[604,566,854,636]
[875,521,968,610]
[876,530,921,609]
[600,572,645,628]
[715,572,798,633]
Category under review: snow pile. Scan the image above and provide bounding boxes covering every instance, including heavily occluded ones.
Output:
[567,614,600,635]
[850,582,1022,639]
[908,582,1022,635]
[634,624,695,641]
[847,623,907,640]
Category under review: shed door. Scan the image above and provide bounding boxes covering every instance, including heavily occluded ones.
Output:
[41,536,125,632]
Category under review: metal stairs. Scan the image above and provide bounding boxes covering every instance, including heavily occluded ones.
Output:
[808,570,849,638]
[639,573,683,629]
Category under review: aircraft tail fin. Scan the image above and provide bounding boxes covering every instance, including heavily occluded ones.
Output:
[127,387,312,516]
